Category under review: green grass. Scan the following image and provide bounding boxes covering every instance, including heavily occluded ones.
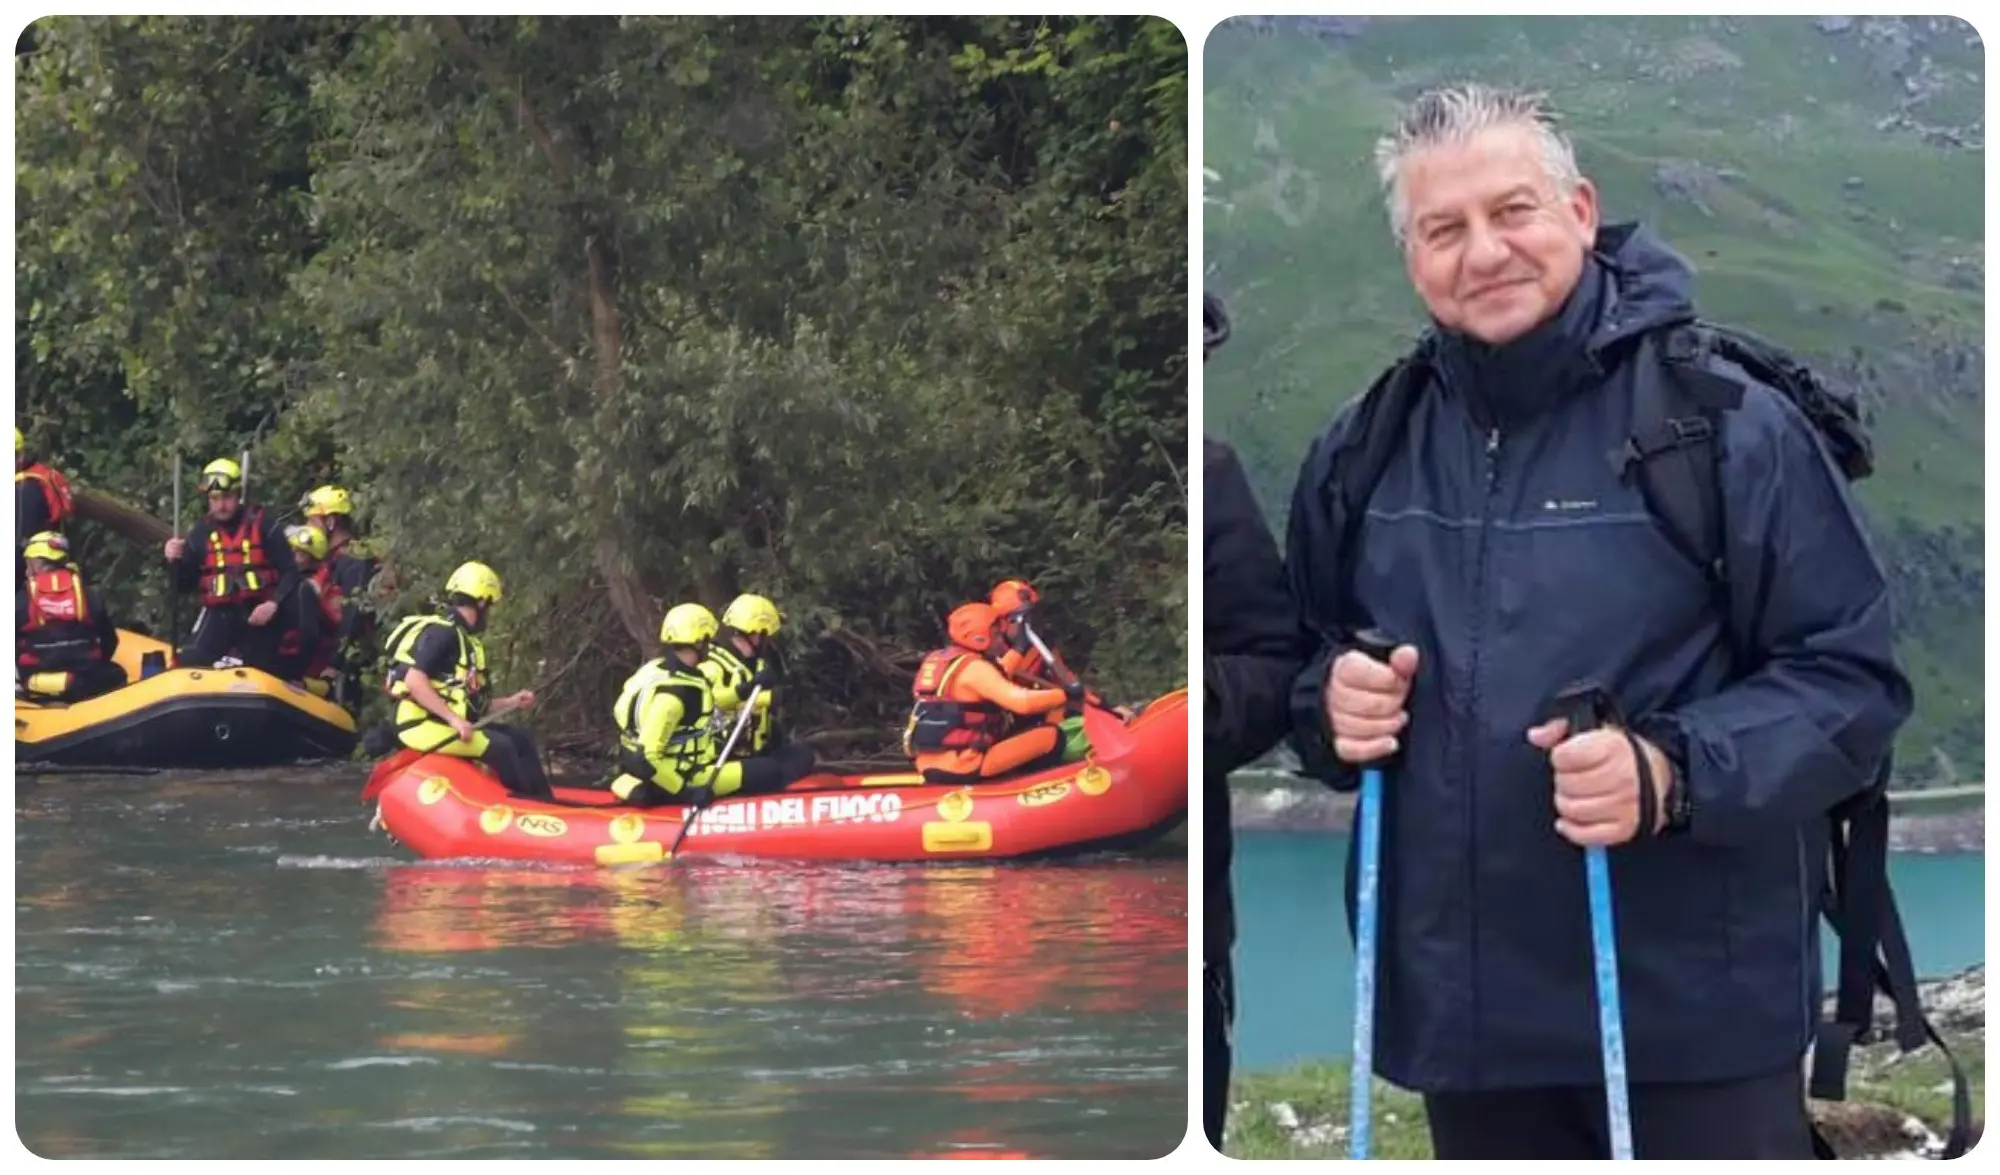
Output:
[1203,15,1985,786]
[1225,1063,1434,1159]
[1225,1031,1984,1159]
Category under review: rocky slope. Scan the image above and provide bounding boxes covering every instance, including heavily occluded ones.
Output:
[1203,15,1984,786]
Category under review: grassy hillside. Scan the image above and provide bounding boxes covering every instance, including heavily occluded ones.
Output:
[1203,15,1984,785]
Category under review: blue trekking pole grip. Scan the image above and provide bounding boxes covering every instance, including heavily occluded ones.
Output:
[1552,683,1635,1160]
[1347,628,1400,1160]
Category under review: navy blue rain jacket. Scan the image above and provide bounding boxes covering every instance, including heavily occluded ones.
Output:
[1283,223,1912,1091]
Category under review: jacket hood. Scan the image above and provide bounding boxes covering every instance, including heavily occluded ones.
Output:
[1589,220,1698,348]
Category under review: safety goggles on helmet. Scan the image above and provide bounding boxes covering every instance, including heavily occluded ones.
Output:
[199,457,243,493]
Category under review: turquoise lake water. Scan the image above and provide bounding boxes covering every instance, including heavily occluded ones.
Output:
[1231,829,1985,1071]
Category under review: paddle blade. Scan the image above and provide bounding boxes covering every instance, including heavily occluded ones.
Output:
[1082,703,1136,761]
[361,749,421,803]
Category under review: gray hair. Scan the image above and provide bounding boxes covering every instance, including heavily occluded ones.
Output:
[1373,83,1583,245]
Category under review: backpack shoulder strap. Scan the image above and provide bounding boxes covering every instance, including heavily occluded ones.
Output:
[1613,322,1736,592]
[1810,755,1974,1160]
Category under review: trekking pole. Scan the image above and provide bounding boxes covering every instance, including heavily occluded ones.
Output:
[1347,628,1400,1160]
[664,684,763,863]
[1551,684,1634,1160]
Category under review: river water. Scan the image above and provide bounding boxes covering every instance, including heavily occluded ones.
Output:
[15,768,1188,1159]
[1230,829,1985,1072]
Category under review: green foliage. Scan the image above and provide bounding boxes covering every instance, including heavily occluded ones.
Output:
[18,15,1189,754]
[1204,16,1982,785]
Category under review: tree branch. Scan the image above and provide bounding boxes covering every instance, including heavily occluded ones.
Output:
[428,16,575,184]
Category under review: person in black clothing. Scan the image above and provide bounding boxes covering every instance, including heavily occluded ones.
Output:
[267,525,331,684]
[380,562,550,801]
[161,457,299,671]
[16,530,126,702]
[1200,291,1308,1152]
[15,425,75,579]
[300,484,381,682]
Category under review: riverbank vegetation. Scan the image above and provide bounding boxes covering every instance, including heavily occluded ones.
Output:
[17,16,1189,761]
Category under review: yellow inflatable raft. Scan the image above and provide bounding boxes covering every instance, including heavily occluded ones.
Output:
[16,629,358,769]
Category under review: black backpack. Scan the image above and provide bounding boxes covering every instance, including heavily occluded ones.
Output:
[1319,319,1971,1161]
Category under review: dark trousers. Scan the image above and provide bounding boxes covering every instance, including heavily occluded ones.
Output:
[1203,957,1234,1153]
[178,602,280,672]
[1423,1062,1817,1160]
[625,742,818,807]
[738,741,817,794]
[21,660,128,703]
[482,722,551,800]
[270,632,320,683]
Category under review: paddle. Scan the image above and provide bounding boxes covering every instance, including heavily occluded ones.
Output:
[661,684,763,864]
[360,713,503,803]
[1023,623,1135,760]
[168,453,182,652]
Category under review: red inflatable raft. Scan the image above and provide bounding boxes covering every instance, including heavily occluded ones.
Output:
[364,690,1187,865]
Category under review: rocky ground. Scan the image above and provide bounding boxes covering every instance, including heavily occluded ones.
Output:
[1226,967,1985,1159]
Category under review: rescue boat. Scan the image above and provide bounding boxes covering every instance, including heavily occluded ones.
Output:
[365,689,1188,865]
[15,628,359,768]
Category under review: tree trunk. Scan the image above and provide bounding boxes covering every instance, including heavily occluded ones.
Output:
[73,488,172,547]
[433,15,657,651]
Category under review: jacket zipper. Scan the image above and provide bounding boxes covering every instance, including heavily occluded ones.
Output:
[1462,423,1502,1083]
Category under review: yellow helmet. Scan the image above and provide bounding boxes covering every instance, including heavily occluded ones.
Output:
[285,524,329,562]
[13,427,22,451]
[299,485,354,518]
[22,530,69,564]
[722,593,782,636]
[199,457,242,492]
[444,561,503,604]
[659,602,719,646]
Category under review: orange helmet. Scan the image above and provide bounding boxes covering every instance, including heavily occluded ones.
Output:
[989,579,1039,615]
[947,602,1000,653]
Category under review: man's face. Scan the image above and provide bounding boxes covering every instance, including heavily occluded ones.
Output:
[207,489,240,520]
[1399,123,1598,346]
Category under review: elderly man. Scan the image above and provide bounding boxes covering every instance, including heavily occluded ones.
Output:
[1282,84,1936,1159]
[1200,291,1308,1152]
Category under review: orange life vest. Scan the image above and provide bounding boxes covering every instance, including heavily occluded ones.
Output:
[15,462,74,529]
[903,648,1010,756]
[200,506,275,606]
[18,568,101,670]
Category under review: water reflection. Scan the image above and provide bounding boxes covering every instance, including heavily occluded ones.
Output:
[18,771,1186,1159]
[364,857,1186,1157]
